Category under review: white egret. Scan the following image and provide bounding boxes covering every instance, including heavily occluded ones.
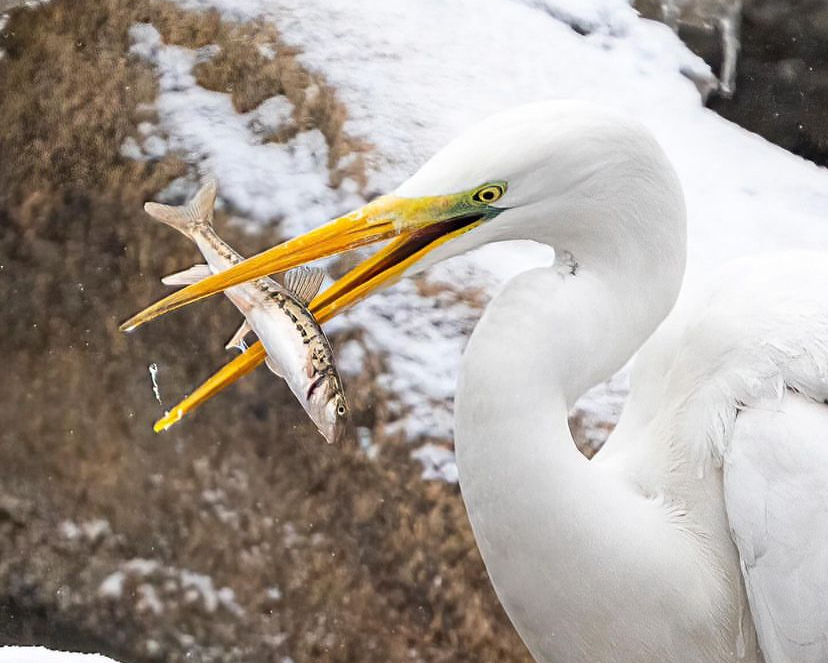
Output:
[124,101,828,663]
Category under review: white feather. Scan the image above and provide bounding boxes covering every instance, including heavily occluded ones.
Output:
[726,391,828,663]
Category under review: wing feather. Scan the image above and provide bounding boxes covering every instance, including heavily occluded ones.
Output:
[725,391,828,663]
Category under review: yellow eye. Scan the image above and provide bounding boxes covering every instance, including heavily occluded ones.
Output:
[472,184,505,204]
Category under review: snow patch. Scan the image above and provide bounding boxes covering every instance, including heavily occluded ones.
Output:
[412,444,459,484]
[256,42,277,60]
[0,648,121,663]
[136,583,164,616]
[248,95,295,137]
[97,558,243,617]
[126,23,363,236]
[513,0,636,35]
[98,571,126,599]
[59,519,112,544]
[0,14,9,61]
[119,136,144,161]
[123,558,160,576]
[572,370,630,451]
[356,426,378,460]
[335,339,367,376]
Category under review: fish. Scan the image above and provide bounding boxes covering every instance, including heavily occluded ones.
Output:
[144,180,349,444]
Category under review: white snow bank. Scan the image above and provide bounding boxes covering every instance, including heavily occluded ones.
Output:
[0,648,121,663]
[131,0,828,471]
[127,23,363,237]
[513,0,639,35]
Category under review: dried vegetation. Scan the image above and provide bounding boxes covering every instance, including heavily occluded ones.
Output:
[0,1,530,662]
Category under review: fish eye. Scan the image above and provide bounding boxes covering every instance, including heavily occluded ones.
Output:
[472,183,505,204]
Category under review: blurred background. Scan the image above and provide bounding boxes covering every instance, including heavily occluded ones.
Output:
[1,1,827,661]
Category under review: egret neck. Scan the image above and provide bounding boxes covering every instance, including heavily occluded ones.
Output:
[450,148,747,661]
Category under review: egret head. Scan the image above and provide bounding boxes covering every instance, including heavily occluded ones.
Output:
[386,100,686,274]
[121,100,685,331]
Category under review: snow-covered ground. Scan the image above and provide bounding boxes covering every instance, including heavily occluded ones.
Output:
[127,0,828,479]
[125,22,364,236]
[0,648,120,663]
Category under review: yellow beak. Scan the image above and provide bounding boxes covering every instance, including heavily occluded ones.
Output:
[144,191,496,431]
[122,193,486,332]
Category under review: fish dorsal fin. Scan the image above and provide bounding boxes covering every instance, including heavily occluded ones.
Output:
[161,264,212,286]
[144,179,217,236]
[284,267,325,305]
[225,320,253,352]
[189,178,218,223]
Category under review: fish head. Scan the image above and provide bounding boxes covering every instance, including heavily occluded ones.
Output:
[308,375,349,444]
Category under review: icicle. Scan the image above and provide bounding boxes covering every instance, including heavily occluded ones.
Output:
[718,13,740,97]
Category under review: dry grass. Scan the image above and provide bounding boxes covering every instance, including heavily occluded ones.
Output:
[0,2,531,662]
[187,18,369,188]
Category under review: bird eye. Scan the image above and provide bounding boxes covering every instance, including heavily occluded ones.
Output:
[472,184,505,204]
[337,404,347,416]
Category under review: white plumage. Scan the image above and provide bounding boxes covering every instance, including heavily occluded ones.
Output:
[727,390,828,662]
[394,101,828,663]
[126,98,828,661]
[609,253,828,662]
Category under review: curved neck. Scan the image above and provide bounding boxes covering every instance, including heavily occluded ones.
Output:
[453,258,686,661]
[453,256,671,501]
[443,105,710,661]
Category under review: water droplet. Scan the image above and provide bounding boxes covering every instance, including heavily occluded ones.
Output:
[149,362,163,405]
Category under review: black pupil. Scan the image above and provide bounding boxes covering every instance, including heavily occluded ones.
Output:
[482,190,493,200]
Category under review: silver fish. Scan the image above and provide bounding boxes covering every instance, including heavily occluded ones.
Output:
[145,180,348,444]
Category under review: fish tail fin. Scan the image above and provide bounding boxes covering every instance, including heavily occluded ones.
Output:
[144,179,217,238]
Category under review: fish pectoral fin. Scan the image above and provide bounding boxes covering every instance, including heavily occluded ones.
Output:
[161,264,213,286]
[225,320,254,352]
[264,355,287,379]
[284,266,326,305]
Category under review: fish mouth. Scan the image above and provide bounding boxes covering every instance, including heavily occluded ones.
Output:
[138,190,504,431]
[321,412,348,446]
[306,376,349,445]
